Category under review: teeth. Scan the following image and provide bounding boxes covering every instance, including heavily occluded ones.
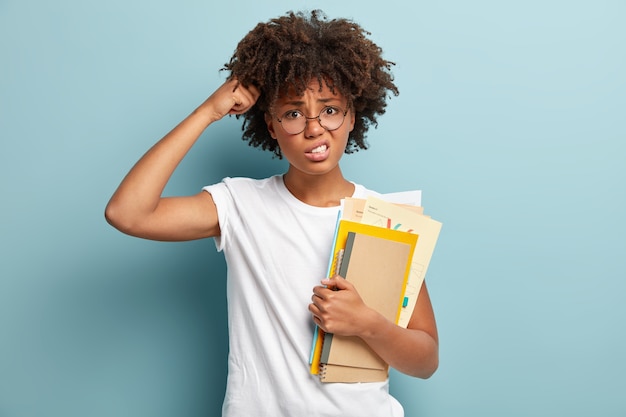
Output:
[311,145,327,154]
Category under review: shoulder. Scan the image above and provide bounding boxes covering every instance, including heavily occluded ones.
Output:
[202,175,287,213]
[204,175,282,194]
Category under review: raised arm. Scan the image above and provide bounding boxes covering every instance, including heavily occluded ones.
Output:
[310,277,439,379]
[105,78,260,241]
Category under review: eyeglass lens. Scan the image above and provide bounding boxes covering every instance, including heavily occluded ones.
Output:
[278,106,346,134]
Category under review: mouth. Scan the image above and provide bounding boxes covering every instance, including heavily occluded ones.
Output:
[309,144,328,154]
[304,143,330,162]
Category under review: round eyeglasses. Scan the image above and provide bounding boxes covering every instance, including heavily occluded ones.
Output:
[276,106,348,135]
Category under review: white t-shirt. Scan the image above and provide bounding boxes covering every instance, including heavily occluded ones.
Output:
[203,175,404,417]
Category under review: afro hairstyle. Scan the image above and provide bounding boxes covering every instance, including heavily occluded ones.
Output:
[222,10,399,158]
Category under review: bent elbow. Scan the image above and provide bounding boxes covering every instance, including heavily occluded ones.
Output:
[104,201,134,235]
[411,344,439,380]
[104,202,121,229]
[420,356,439,379]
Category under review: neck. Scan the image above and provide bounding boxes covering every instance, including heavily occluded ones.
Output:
[283,167,355,207]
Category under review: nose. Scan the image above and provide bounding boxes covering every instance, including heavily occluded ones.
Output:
[303,116,325,138]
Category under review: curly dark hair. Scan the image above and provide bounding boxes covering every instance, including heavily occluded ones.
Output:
[222,10,399,158]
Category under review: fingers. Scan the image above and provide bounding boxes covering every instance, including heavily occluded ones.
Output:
[321,276,351,291]
[309,276,370,335]
[309,285,331,315]
[308,301,326,331]
[228,79,260,115]
[202,78,260,121]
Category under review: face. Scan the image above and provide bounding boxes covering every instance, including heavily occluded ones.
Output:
[264,80,355,178]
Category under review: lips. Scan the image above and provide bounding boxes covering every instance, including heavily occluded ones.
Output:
[305,142,330,162]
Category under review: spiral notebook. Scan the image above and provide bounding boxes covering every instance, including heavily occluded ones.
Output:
[316,229,417,382]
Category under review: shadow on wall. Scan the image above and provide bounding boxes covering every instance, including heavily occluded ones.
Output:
[3,235,229,417]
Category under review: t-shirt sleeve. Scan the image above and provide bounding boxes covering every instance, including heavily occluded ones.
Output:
[202,180,233,252]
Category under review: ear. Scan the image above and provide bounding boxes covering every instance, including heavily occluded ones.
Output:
[264,112,277,140]
[347,108,356,132]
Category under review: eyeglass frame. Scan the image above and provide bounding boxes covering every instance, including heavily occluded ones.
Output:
[274,105,349,135]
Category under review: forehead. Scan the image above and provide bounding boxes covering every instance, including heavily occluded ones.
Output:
[276,78,345,104]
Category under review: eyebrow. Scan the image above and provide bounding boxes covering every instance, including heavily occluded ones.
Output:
[281,97,342,106]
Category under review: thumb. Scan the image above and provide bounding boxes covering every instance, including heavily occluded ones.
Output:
[322,276,350,290]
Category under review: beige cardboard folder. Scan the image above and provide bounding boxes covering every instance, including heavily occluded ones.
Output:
[319,231,415,382]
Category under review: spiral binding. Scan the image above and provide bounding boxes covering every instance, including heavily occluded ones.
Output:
[333,249,344,277]
[318,363,328,381]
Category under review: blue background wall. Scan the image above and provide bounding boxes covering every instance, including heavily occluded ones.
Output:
[1,0,625,416]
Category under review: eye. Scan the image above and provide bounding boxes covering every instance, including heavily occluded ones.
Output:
[322,106,342,116]
[281,110,304,121]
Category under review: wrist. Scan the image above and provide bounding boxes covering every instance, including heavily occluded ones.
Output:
[357,308,390,340]
[193,101,223,125]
